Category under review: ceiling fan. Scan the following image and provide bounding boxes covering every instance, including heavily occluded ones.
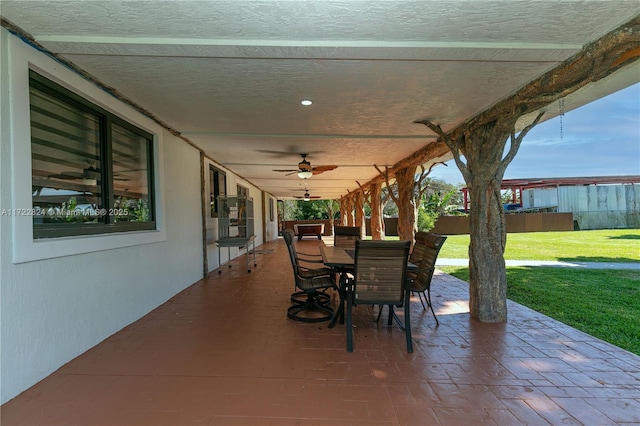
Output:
[293,182,321,201]
[48,164,130,184]
[48,165,101,185]
[272,153,337,178]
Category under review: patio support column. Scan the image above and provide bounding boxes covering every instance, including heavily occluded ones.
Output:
[417,113,543,323]
[345,194,355,226]
[369,182,385,240]
[394,165,418,242]
[339,196,348,225]
[354,190,366,239]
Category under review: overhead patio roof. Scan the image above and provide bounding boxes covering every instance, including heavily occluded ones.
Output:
[1,1,638,199]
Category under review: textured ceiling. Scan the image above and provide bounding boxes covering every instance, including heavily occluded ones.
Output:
[2,1,639,199]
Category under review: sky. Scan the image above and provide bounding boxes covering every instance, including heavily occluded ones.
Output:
[428,83,640,186]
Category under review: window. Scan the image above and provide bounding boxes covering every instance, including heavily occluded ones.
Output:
[269,198,274,221]
[237,184,248,198]
[209,165,226,218]
[29,71,155,238]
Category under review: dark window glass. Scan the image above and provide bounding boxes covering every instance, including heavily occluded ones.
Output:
[111,122,153,223]
[209,166,226,218]
[269,198,274,221]
[29,71,155,238]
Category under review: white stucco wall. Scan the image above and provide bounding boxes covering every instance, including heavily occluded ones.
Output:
[0,29,203,403]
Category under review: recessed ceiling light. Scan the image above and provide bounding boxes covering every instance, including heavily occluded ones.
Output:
[300,99,313,106]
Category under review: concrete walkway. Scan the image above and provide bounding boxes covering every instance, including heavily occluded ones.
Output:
[437,258,640,270]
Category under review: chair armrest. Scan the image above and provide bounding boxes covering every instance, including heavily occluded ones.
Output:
[408,267,435,274]
[297,257,325,264]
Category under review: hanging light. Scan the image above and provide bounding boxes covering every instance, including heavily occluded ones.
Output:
[297,170,313,179]
[82,166,98,186]
[303,191,311,202]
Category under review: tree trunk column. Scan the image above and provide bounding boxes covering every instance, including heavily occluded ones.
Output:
[463,119,515,323]
[339,197,348,226]
[345,195,355,226]
[354,191,366,239]
[395,166,417,242]
[369,182,384,240]
[467,179,508,322]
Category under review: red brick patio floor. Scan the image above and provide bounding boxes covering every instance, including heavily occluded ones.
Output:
[2,237,639,425]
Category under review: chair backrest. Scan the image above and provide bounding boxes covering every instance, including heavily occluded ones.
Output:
[408,231,430,264]
[334,225,361,249]
[282,228,300,278]
[411,232,447,292]
[353,240,411,305]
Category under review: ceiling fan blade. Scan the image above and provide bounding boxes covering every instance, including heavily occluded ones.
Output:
[272,169,298,172]
[258,149,324,158]
[311,165,338,175]
[48,172,83,180]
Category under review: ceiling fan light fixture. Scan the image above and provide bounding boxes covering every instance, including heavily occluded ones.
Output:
[300,99,313,106]
[82,166,98,186]
[303,192,311,201]
[297,170,313,179]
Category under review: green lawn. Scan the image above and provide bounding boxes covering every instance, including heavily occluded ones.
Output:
[438,229,640,262]
[434,229,640,356]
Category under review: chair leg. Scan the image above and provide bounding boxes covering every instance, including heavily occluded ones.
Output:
[404,292,413,353]
[346,282,354,352]
[387,305,393,326]
[287,292,334,323]
[375,305,383,323]
[426,288,439,325]
[416,291,427,310]
[291,290,330,305]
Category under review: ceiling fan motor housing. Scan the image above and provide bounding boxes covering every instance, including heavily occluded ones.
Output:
[298,159,312,171]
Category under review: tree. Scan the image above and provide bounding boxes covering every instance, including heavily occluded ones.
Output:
[412,17,639,323]
[417,115,543,322]
[295,200,327,220]
[317,199,339,234]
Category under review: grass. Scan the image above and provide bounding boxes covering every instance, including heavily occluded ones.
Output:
[437,229,640,262]
[434,228,640,355]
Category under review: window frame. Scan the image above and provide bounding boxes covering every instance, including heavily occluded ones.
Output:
[29,71,156,239]
[209,165,227,218]
[237,184,248,198]
[269,197,274,222]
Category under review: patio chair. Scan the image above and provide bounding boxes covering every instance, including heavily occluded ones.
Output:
[346,240,412,352]
[333,225,361,251]
[283,229,338,322]
[282,229,332,305]
[407,232,447,324]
